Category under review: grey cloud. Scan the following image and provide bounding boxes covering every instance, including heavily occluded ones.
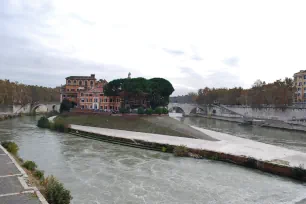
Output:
[0,1,134,87]
[163,48,184,56]
[223,56,239,67]
[169,67,245,96]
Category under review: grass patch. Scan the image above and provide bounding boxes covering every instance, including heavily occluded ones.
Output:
[34,170,45,181]
[173,145,189,157]
[1,141,19,155]
[55,114,197,138]
[22,161,37,171]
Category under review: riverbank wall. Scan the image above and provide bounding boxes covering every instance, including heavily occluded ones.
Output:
[67,124,306,182]
[191,113,306,132]
[0,144,48,203]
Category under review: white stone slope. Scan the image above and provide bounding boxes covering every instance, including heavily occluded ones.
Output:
[70,124,306,168]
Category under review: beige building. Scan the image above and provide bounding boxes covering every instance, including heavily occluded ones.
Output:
[294,70,306,102]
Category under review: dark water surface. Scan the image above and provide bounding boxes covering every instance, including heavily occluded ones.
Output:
[0,116,305,204]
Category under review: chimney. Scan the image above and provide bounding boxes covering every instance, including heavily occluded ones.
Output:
[91,74,95,78]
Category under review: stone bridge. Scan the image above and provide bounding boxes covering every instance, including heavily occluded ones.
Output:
[168,103,306,121]
[167,103,207,116]
[13,102,60,114]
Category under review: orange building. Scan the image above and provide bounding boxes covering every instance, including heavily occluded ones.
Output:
[60,74,122,111]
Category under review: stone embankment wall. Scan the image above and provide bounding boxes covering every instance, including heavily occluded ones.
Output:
[207,105,306,121]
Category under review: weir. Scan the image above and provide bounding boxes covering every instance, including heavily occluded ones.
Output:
[68,124,306,181]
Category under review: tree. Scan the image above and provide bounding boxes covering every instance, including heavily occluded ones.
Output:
[104,77,174,109]
[59,99,76,113]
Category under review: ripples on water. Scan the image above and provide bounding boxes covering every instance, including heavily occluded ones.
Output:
[0,116,306,204]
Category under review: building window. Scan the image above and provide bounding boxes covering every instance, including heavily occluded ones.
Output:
[89,99,92,102]
[79,81,82,86]
[94,98,98,102]
[100,94,103,96]
[304,75,306,79]
[68,80,71,84]
[299,76,303,79]
[90,105,92,109]
[81,98,84,102]
[110,98,113,102]
[86,98,88,102]
[71,89,75,91]
[304,93,306,97]
[73,80,76,84]
[89,94,92,96]
[299,82,302,86]
[81,93,84,96]
[298,88,301,91]
[104,98,108,102]
[104,106,107,110]
[66,89,70,91]
[100,98,102,102]
[100,106,103,109]
[110,106,113,110]
[298,93,301,96]
[90,81,94,86]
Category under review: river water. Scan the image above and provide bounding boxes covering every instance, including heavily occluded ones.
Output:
[0,116,305,204]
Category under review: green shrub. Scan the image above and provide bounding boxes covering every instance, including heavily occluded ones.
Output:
[154,107,163,115]
[37,116,50,128]
[43,175,72,204]
[292,164,306,179]
[162,107,168,114]
[119,107,128,114]
[1,141,19,155]
[34,170,45,180]
[53,120,68,133]
[145,108,153,115]
[137,107,145,114]
[161,146,167,152]
[173,145,189,157]
[22,161,37,171]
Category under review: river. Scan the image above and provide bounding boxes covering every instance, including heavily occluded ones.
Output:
[0,116,305,204]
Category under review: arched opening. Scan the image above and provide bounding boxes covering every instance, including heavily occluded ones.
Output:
[169,106,185,114]
[32,104,48,115]
[52,105,56,111]
[190,107,206,114]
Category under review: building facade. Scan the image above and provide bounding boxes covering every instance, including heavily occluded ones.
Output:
[60,74,121,111]
[294,70,306,102]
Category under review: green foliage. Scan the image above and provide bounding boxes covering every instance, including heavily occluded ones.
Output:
[34,170,45,180]
[1,141,19,155]
[145,108,153,115]
[161,146,167,152]
[60,99,76,113]
[52,120,67,132]
[292,164,306,179]
[173,145,189,157]
[43,175,72,204]
[22,161,37,171]
[119,107,128,114]
[154,107,163,115]
[137,107,145,114]
[103,77,174,109]
[162,107,168,114]
[37,116,50,128]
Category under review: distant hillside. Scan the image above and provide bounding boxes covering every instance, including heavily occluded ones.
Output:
[170,95,195,104]
[0,79,60,105]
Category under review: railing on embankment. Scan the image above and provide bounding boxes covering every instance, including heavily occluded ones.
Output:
[67,127,306,182]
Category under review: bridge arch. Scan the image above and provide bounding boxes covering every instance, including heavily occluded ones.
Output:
[31,104,48,114]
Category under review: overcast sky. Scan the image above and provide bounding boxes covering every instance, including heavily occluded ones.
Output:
[1,0,305,95]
